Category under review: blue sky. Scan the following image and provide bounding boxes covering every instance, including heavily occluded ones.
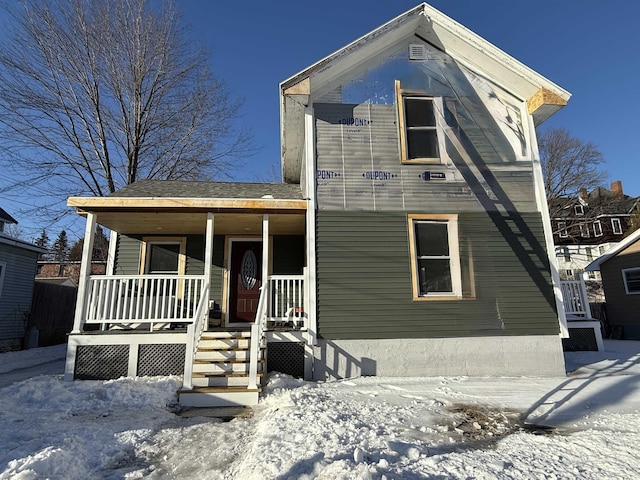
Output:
[181,0,638,192]
[1,0,639,239]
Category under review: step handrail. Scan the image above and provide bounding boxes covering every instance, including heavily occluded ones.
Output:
[182,282,210,390]
[247,284,268,390]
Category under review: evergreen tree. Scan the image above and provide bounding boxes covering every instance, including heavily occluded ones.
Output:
[51,230,69,262]
[68,227,110,262]
[33,229,50,260]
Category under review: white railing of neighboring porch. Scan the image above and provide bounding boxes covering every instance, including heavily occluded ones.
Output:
[84,275,207,331]
[182,282,210,390]
[268,275,305,326]
[560,279,592,319]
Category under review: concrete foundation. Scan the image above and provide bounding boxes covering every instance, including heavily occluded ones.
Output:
[313,335,566,380]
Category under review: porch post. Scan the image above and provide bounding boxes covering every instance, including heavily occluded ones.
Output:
[71,212,96,334]
[262,214,269,288]
[106,230,118,275]
[204,213,214,322]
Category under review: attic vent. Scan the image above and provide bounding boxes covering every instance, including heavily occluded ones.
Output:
[409,44,428,61]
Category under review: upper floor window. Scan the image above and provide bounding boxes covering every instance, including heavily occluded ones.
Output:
[611,218,623,235]
[586,247,593,260]
[574,205,584,216]
[622,268,640,295]
[593,220,603,237]
[408,214,461,300]
[557,222,568,238]
[396,80,445,164]
[579,224,590,238]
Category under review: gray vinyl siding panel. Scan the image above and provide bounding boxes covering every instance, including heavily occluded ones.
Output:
[316,211,558,340]
[600,251,640,332]
[0,244,39,341]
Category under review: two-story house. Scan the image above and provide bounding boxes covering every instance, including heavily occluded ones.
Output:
[64,3,571,406]
[551,180,639,284]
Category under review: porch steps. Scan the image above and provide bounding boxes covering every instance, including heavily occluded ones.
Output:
[178,330,265,407]
[178,386,261,408]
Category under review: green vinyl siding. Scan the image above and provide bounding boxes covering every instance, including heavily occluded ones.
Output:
[114,234,225,304]
[113,235,141,275]
[316,211,559,340]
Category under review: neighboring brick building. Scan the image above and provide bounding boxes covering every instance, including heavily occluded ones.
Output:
[36,261,106,285]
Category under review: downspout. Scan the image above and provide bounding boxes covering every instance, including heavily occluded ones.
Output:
[526,111,569,338]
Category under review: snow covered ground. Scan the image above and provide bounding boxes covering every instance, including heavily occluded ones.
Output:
[1,341,640,479]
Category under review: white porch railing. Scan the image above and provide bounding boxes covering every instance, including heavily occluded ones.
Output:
[84,275,207,331]
[268,275,305,327]
[248,284,268,390]
[560,279,592,319]
[182,282,210,390]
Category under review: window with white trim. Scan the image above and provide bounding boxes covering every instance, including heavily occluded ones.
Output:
[593,220,603,237]
[396,80,446,164]
[558,222,568,238]
[586,247,593,260]
[622,268,640,294]
[611,218,623,235]
[408,214,461,299]
[574,205,584,216]
[0,262,5,298]
[579,224,590,238]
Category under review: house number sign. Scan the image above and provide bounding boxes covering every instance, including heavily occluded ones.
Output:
[241,250,257,290]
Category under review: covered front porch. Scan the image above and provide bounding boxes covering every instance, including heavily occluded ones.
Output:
[64,181,313,405]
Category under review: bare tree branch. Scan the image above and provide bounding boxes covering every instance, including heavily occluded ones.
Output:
[0,0,255,219]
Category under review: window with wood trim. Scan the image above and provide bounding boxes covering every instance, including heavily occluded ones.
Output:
[611,218,623,235]
[140,237,186,275]
[623,268,640,294]
[574,205,584,216]
[408,214,461,300]
[396,80,446,164]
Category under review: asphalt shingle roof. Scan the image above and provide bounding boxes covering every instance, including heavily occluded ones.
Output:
[0,207,18,224]
[109,180,304,200]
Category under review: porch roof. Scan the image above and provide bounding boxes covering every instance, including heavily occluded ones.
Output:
[68,180,307,235]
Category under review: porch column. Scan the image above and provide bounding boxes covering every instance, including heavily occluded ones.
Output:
[204,212,214,306]
[106,230,118,275]
[71,212,96,334]
[262,214,269,288]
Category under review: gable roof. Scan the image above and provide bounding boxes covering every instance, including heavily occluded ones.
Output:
[549,189,638,219]
[279,2,571,183]
[0,207,18,225]
[585,228,640,271]
[110,180,303,200]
